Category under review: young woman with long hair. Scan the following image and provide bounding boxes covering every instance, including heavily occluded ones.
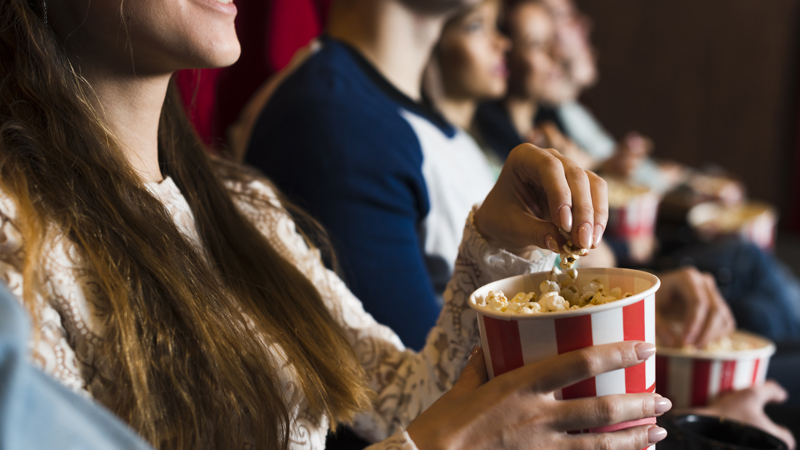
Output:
[0,0,671,448]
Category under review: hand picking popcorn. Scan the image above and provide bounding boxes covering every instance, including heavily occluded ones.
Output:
[475,229,632,315]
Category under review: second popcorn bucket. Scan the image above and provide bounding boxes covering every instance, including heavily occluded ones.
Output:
[469,268,661,446]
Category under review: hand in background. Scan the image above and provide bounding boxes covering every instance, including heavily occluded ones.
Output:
[601,132,651,178]
[690,381,795,450]
[655,267,736,348]
[530,122,599,171]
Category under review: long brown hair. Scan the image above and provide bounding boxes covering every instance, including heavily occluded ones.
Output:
[0,1,371,448]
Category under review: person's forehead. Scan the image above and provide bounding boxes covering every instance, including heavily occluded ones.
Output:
[511,3,554,37]
[404,0,482,14]
[540,0,574,17]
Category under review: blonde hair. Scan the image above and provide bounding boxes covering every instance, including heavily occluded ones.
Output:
[0,1,372,448]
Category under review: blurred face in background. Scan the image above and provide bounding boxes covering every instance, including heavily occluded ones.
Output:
[435,0,510,101]
[506,1,564,105]
[542,0,598,95]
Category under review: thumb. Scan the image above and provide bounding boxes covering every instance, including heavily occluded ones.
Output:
[451,347,488,396]
[757,380,789,406]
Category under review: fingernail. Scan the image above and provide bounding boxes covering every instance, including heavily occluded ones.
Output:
[578,222,592,249]
[593,224,604,247]
[559,205,572,233]
[654,397,672,415]
[648,427,667,444]
[635,342,656,360]
[468,346,481,361]
[545,234,560,253]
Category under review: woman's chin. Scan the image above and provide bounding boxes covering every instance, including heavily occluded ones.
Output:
[488,82,507,99]
[187,43,242,70]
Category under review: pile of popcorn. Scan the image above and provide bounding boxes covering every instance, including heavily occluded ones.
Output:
[678,331,762,353]
[558,231,589,271]
[477,272,632,315]
[476,228,633,314]
[703,334,758,352]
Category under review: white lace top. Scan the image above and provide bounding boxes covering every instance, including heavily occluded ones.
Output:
[0,176,556,449]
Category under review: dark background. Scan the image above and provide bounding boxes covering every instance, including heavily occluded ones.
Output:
[574,0,800,215]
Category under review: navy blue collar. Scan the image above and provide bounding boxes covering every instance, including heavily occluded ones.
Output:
[320,35,457,138]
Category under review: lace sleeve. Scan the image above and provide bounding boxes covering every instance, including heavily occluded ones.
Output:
[231,181,556,443]
[0,198,88,396]
[364,430,419,450]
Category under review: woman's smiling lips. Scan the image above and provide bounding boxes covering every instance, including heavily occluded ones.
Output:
[193,0,237,16]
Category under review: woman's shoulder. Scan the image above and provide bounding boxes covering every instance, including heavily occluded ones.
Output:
[223,174,284,217]
[225,177,279,203]
[216,161,293,230]
[220,168,323,267]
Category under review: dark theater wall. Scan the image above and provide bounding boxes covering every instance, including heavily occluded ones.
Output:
[574,0,800,212]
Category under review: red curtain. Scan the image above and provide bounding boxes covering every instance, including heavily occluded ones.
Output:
[176,0,331,148]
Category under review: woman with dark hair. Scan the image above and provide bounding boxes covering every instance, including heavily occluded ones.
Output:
[0,0,671,449]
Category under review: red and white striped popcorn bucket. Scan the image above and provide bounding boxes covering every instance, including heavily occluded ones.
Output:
[655,331,775,408]
[605,177,661,239]
[469,268,661,446]
[606,185,660,239]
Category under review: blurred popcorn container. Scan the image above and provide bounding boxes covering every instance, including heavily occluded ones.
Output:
[469,268,660,442]
[605,177,660,239]
[687,201,778,251]
[655,331,775,408]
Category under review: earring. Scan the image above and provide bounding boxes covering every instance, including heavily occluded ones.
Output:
[42,0,48,25]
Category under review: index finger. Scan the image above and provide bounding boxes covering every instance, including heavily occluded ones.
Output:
[694,277,733,347]
[508,341,655,394]
[679,273,710,346]
[755,379,789,406]
[509,145,572,231]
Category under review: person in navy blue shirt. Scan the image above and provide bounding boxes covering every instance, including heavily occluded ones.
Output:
[248,36,449,350]
[246,1,484,350]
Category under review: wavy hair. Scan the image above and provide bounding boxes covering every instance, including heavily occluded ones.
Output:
[0,1,372,448]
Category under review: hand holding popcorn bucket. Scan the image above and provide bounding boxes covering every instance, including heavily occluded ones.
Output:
[469,268,660,448]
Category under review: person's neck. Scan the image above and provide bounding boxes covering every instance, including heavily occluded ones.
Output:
[437,97,477,130]
[505,96,538,139]
[81,64,170,183]
[328,0,448,101]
